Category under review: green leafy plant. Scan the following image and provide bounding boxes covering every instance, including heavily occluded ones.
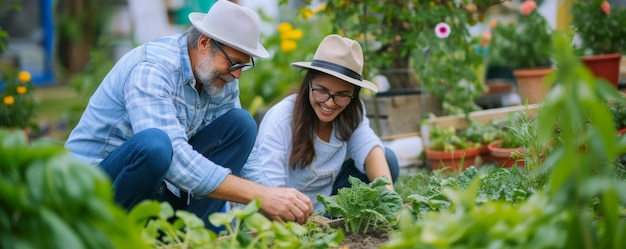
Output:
[0,68,37,129]
[131,199,344,249]
[607,96,626,130]
[498,111,528,149]
[428,124,478,152]
[0,129,148,249]
[396,166,533,218]
[383,182,568,248]
[317,176,403,234]
[403,167,478,216]
[418,32,487,115]
[488,0,553,69]
[459,118,500,147]
[476,167,534,203]
[129,201,215,248]
[571,0,626,55]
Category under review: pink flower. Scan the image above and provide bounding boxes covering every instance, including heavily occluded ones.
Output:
[480,31,491,47]
[601,1,611,14]
[482,31,492,40]
[520,0,537,16]
[434,22,451,38]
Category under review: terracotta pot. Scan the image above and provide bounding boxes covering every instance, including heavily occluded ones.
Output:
[487,140,525,168]
[425,147,479,172]
[513,67,555,105]
[478,144,496,165]
[581,53,622,89]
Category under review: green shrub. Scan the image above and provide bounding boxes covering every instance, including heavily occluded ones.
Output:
[0,129,148,249]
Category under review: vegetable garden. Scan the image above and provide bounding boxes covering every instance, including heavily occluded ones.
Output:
[2,32,626,249]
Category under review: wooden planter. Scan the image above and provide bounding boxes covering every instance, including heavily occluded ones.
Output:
[487,140,525,168]
[363,90,443,138]
[425,147,479,172]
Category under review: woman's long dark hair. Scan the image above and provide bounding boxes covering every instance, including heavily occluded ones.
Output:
[289,70,363,169]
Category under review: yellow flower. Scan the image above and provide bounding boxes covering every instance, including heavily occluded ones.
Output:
[280,39,297,52]
[277,22,293,33]
[301,7,314,19]
[4,95,14,106]
[17,86,27,94]
[18,71,31,83]
[280,29,303,41]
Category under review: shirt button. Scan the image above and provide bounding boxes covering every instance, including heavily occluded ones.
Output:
[189,125,194,130]
[195,105,200,109]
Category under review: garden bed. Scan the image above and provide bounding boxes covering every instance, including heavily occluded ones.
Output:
[321,217,388,249]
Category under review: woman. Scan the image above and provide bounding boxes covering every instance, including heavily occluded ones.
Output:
[253,34,400,212]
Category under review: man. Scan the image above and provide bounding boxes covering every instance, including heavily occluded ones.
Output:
[65,0,312,231]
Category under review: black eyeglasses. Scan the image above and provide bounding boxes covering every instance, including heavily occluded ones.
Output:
[309,80,355,106]
[212,40,255,72]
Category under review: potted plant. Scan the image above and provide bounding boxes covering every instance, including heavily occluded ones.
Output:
[425,124,481,172]
[459,118,501,165]
[486,109,542,169]
[487,0,554,104]
[571,0,626,88]
[488,132,526,168]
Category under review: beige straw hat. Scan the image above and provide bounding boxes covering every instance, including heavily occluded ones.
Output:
[292,34,378,92]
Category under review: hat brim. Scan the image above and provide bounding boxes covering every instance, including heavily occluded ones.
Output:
[189,13,269,58]
[292,62,378,92]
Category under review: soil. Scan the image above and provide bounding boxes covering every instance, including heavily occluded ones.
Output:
[340,230,389,249]
[312,216,389,249]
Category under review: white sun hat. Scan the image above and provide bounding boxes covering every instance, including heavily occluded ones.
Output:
[188,0,269,58]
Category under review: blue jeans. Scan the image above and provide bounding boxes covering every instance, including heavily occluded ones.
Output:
[331,147,400,195]
[98,109,256,231]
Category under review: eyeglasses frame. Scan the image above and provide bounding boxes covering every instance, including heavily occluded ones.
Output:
[212,40,255,72]
[308,80,355,106]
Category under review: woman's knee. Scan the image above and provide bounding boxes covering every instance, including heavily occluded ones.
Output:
[384,147,400,182]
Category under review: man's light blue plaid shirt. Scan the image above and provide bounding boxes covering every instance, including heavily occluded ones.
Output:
[65,34,263,198]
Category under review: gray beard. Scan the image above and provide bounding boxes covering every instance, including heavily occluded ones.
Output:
[195,56,223,95]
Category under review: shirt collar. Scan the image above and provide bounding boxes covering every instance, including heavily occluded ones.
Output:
[179,34,195,88]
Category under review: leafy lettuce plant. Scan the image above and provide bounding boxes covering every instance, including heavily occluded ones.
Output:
[383,181,570,248]
[317,176,403,234]
[404,167,477,216]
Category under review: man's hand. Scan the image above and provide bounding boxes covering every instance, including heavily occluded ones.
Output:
[207,175,313,224]
[256,186,313,224]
